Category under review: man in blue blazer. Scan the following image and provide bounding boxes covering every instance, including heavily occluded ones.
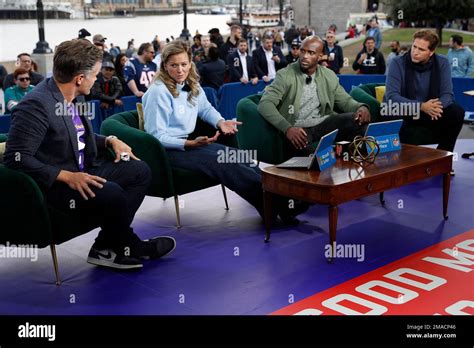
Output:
[252,35,287,82]
[4,39,175,270]
[227,39,259,84]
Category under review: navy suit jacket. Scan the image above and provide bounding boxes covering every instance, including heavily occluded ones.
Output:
[4,78,107,190]
[227,51,257,82]
[251,46,287,79]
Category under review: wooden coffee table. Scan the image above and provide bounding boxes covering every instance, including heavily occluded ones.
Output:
[262,144,453,260]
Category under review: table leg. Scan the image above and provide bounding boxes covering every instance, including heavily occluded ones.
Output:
[379,192,385,205]
[264,190,273,243]
[328,205,338,262]
[443,172,451,220]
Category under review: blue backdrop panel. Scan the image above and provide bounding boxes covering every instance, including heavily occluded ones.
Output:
[338,74,387,93]
[452,77,474,112]
[203,87,219,109]
[0,114,11,134]
[217,81,269,120]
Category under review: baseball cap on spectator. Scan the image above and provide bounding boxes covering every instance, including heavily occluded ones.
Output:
[291,38,302,48]
[78,28,91,39]
[208,28,220,34]
[101,61,115,70]
[93,34,107,45]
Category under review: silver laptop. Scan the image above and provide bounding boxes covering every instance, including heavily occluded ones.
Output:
[276,129,338,169]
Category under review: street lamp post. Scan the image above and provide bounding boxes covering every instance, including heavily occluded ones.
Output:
[33,0,52,53]
[179,0,190,41]
[278,0,284,27]
[239,0,243,26]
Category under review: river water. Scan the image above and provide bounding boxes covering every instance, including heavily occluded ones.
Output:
[0,14,232,62]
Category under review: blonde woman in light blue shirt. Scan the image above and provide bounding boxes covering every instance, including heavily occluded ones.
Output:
[143,41,308,222]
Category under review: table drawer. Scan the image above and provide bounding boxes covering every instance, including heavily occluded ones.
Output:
[404,163,449,183]
[339,176,393,201]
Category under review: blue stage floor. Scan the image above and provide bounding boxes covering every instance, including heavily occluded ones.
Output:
[1,140,473,315]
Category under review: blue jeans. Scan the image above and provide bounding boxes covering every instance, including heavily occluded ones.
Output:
[166,143,264,213]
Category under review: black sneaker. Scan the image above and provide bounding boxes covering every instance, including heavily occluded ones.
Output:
[87,247,143,270]
[138,236,176,260]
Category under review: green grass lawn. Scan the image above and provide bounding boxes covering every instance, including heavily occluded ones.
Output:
[382,28,474,44]
[381,46,448,57]
[340,28,473,75]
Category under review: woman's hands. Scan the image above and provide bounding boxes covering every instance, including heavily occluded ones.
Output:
[184,119,243,149]
[217,119,242,135]
[185,131,220,148]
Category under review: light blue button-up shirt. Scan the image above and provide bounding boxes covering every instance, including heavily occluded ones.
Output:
[143,81,224,151]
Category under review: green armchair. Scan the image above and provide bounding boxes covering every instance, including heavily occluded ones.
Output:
[0,134,99,285]
[236,94,320,164]
[350,83,441,145]
[100,110,235,228]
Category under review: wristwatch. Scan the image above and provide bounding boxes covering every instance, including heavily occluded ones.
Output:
[106,135,118,147]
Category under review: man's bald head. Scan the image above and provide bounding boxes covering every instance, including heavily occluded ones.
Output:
[301,35,324,49]
[299,36,324,73]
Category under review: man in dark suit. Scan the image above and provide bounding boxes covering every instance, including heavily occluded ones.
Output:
[252,35,287,82]
[227,39,258,84]
[4,39,175,270]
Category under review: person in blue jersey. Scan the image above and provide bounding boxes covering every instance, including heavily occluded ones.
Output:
[123,42,157,97]
[143,41,309,224]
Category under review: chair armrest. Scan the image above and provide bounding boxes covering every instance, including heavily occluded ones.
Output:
[100,118,175,198]
[236,98,285,164]
[0,164,52,247]
[350,86,382,123]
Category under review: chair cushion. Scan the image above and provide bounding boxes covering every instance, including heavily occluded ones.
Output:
[0,133,6,163]
[136,102,145,131]
[375,86,386,103]
[0,142,5,163]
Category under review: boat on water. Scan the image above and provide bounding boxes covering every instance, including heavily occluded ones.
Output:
[210,7,235,15]
[227,8,286,28]
[0,1,75,19]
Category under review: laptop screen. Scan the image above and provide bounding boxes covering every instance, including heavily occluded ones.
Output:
[365,119,403,137]
[315,129,339,154]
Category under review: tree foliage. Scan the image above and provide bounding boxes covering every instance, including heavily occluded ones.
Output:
[385,0,474,43]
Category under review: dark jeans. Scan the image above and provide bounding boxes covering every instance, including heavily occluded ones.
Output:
[166,143,264,213]
[401,103,464,152]
[45,160,152,253]
[290,113,367,156]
